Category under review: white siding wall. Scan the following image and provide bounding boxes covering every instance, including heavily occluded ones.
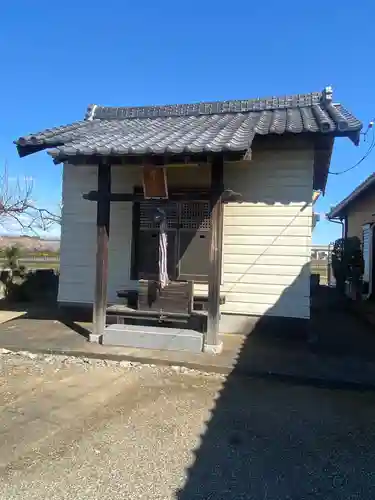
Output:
[222,149,313,319]
[58,164,138,304]
[59,149,313,319]
[58,165,96,303]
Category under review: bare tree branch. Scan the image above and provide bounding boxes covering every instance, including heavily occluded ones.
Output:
[28,203,62,231]
[0,162,61,234]
[0,163,34,229]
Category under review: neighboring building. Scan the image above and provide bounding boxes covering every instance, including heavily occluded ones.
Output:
[311,245,332,286]
[15,87,361,353]
[328,173,375,296]
[311,245,329,261]
[328,173,375,240]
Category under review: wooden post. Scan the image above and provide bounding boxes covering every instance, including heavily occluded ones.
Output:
[90,162,111,343]
[205,155,224,353]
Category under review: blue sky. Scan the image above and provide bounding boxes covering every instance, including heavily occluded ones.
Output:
[1,1,374,242]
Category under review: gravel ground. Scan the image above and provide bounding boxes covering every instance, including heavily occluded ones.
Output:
[1,350,375,499]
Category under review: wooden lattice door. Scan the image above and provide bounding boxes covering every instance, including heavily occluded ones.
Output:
[178,201,210,282]
[134,200,210,283]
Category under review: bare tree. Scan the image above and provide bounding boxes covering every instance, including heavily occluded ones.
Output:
[0,164,34,230]
[0,163,61,234]
[31,203,62,232]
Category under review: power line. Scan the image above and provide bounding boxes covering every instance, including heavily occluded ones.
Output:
[329,121,375,176]
[330,129,375,175]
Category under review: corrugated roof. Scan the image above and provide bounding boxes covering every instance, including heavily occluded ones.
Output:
[328,172,375,219]
[15,88,362,163]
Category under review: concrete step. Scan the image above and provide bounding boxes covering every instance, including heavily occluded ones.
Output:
[102,324,203,353]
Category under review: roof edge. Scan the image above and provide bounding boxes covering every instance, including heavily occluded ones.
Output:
[327,172,375,219]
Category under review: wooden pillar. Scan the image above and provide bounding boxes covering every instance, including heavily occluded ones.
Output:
[205,155,224,353]
[90,162,111,343]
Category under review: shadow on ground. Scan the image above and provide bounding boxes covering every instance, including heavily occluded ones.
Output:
[174,285,375,499]
[0,299,91,340]
[310,285,375,360]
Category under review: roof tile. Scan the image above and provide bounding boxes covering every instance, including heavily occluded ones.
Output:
[15,90,362,162]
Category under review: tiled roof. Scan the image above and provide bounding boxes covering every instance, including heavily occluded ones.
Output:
[15,88,362,163]
[328,172,375,219]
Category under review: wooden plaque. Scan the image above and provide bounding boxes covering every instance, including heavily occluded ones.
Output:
[142,166,168,199]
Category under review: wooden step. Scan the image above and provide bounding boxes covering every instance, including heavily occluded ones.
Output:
[116,289,226,308]
[107,304,190,319]
[106,305,207,332]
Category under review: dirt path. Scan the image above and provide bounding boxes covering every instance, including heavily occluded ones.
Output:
[1,353,375,499]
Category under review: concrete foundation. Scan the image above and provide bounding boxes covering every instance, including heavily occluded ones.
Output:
[219,313,309,338]
[88,332,102,344]
[102,324,203,353]
[60,302,309,342]
[219,314,260,335]
[203,341,223,354]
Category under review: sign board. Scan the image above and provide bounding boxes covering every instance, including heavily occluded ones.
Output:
[142,166,168,199]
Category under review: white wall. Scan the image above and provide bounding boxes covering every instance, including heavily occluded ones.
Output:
[221,149,313,319]
[59,149,313,319]
[58,164,137,304]
[191,149,313,319]
[58,165,96,303]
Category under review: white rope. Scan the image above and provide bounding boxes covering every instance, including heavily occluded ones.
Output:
[158,216,169,289]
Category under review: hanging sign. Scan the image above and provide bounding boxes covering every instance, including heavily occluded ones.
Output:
[142,165,168,199]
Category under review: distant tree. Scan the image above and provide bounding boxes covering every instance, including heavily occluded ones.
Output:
[332,237,363,296]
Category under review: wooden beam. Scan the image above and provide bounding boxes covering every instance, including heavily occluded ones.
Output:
[91,162,111,343]
[83,189,241,203]
[206,155,224,352]
[130,201,140,281]
[53,151,246,166]
[83,190,213,202]
[313,135,334,193]
[221,189,242,203]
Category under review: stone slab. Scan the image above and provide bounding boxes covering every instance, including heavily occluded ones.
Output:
[102,324,203,353]
[0,311,26,324]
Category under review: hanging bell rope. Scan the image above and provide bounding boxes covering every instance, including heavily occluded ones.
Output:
[154,207,169,289]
